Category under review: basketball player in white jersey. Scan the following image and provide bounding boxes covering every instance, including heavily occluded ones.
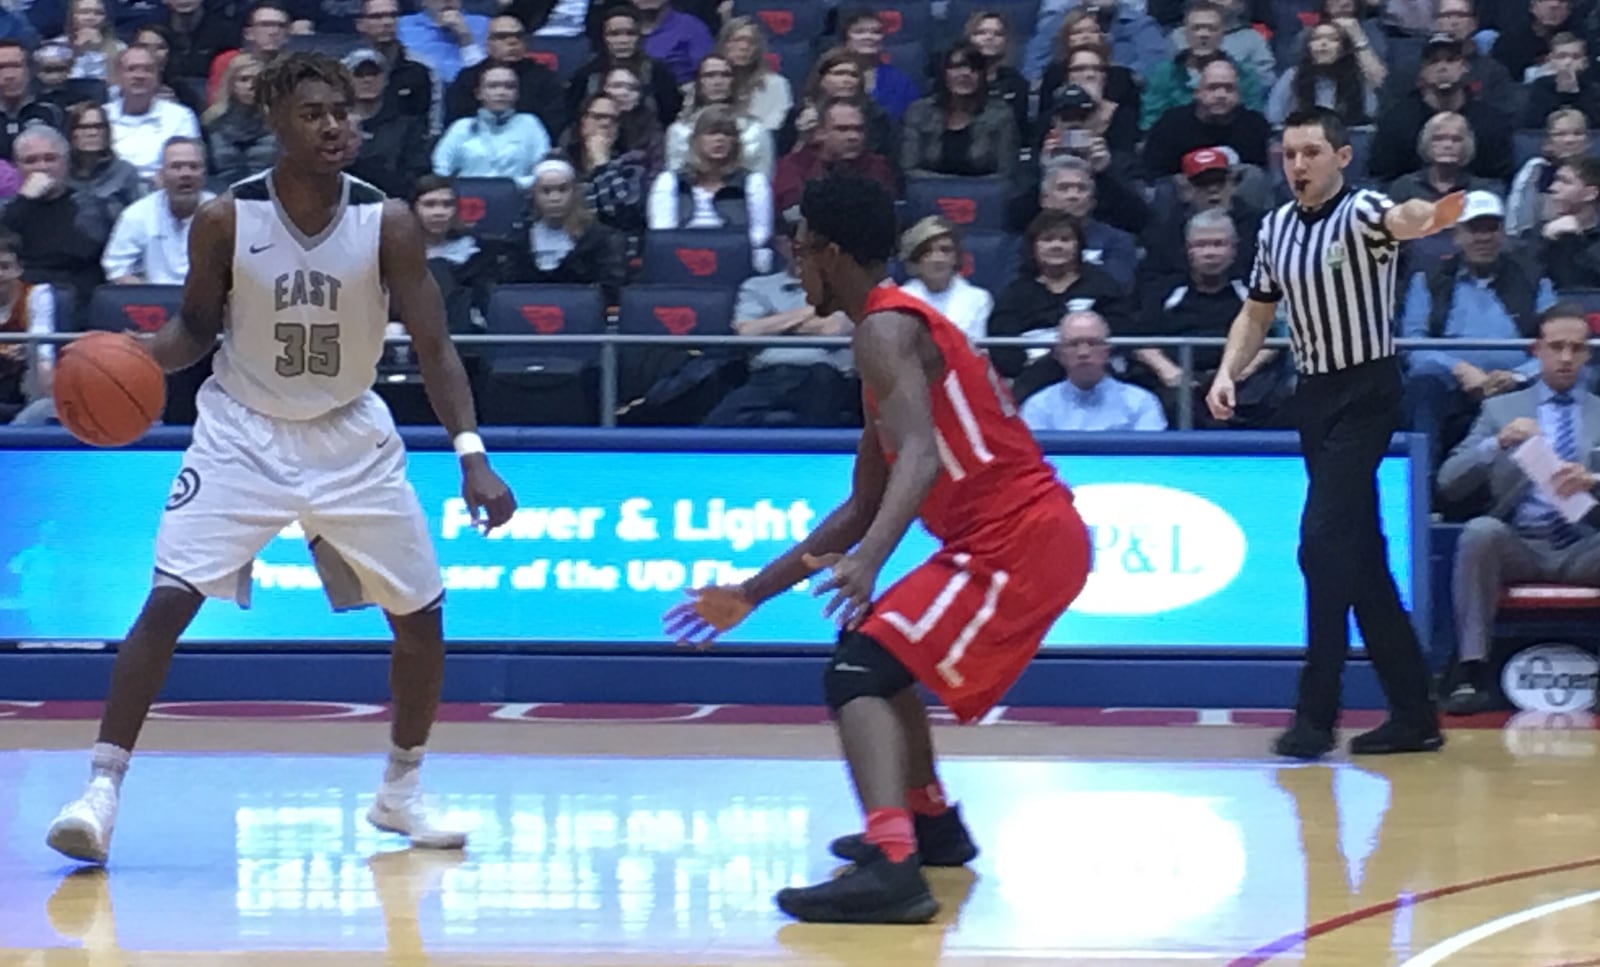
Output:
[45,51,517,865]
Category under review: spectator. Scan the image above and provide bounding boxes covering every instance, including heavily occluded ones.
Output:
[1518,33,1600,127]
[397,0,487,87]
[1139,147,1261,286]
[666,54,774,180]
[897,216,993,343]
[1025,157,1137,291]
[1266,19,1382,127]
[1142,1,1265,128]
[101,136,210,284]
[158,0,238,82]
[203,51,276,185]
[410,174,494,332]
[3,125,111,328]
[52,0,123,82]
[1536,156,1600,290]
[1143,58,1270,177]
[776,47,892,159]
[962,11,1030,138]
[31,41,106,116]
[109,45,201,183]
[717,16,791,133]
[1040,35,1139,154]
[355,0,434,127]
[567,5,680,129]
[1021,85,1149,235]
[1402,0,1516,120]
[633,0,712,87]
[899,43,1019,179]
[1436,306,1600,714]
[702,215,854,428]
[431,64,550,191]
[1402,191,1553,469]
[647,104,774,272]
[345,48,430,199]
[836,6,920,122]
[771,97,894,223]
[206,1,290,103]
[64,101,144,221]
[445,14,565,138]
[1388,112,1503,203]
[0,228,57,426]
[1165,0,1276,91]
[1369,34,1514,183]
[1134,207,1287,426]
[1491,0,1572,82]
[1026,0,1167,82]
[1507,108,1588,239]
[989,209,1129,379]
[557,92,650,251]
[601,66,665,175]
[502,159,627,297]
[127,26,207,118]
[0,40,67,163]
[1020,310,1167,431]
[1280,0,1391,70]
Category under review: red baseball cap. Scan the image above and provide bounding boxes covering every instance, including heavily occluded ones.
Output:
[1182,147,1230,180]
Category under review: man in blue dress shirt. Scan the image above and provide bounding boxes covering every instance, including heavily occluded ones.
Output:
[1021,311,1168,431]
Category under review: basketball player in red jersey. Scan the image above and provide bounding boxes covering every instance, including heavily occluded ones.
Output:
[665,173,1092,924]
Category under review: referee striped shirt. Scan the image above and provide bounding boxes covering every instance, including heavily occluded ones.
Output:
[1248,187,1399,375]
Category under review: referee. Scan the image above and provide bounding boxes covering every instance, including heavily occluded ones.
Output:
[1207,107,1462,761]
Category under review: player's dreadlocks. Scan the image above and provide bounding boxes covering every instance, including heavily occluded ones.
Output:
[254,50,355,118]
[799,172,898,267]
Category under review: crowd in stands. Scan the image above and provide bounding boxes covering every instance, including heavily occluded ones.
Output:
[2,0,1600,473]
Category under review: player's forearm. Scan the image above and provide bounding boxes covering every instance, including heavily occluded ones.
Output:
[414,336,480,438]
[852,436,940,572]
[145,313,218,373]
[1218,305,1273,380]
[740,499,872,604]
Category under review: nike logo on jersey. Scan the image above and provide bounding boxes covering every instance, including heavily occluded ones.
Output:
[249,243,274,254]
[376,435,392,449]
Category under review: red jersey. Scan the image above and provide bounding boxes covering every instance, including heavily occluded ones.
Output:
[861,285,1070,550]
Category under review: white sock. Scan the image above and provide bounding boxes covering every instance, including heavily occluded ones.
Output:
[89,742,130,790]
[381,744,423,801]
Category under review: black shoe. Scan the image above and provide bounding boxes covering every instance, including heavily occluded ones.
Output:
[1442,682,1498,716]
[776,844,939,924]
[828,806,979,868]
[1272,720,1336,760]
[1348,717,1445,755]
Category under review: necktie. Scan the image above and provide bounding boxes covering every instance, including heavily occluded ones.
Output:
[1524,394,1585,548]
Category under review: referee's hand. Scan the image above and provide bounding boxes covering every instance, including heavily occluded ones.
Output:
[1206,373,1237,421]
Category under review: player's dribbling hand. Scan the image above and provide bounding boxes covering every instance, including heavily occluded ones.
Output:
[461,459,516,532]
[803,552,877,630]
[664,585,752,648]
[1205,373,1236,421]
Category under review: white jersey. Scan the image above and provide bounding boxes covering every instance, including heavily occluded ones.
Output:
[212,171,389,421]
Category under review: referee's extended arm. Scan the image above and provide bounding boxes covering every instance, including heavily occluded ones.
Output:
[1206,298,1278,420]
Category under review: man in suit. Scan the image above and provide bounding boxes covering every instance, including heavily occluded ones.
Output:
[1437,304,1600,714]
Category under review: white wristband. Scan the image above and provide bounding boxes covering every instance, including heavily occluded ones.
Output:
[453,432,486,457]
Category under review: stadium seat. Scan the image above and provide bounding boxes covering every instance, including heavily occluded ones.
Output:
[452,177,525,241]
[765,39,815,98]
[1500,584,1600,611]
[484,284,607,372]
[882,40,930,92]
[960,230,1023,295]
[877,1,934,44]
[640,229,755,288]
[1346,126,1374,183]
[284,33,361,57]
[615,285,740,424]
[903,175,1011,231]
[617,285,736,341]
[732,0,827,43]
[1557,289,1600,335]
[1513,128,1545,172]
[525,34,592,86]
[86,284,182,334]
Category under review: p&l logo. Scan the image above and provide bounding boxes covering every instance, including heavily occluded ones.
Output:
[676,248,717,277]
[123,305,167,332]
[654,306,697,334]
[519,305,565,334]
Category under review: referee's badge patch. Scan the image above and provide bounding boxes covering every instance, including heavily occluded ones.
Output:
[1325,241,1347,270]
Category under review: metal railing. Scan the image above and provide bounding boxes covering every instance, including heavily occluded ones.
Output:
[0,332,1559,429]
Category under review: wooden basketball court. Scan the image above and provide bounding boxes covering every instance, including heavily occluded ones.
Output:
[3,704,1600,966]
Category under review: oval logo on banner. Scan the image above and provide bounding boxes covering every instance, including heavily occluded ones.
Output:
[1501,644,1600,713]
[1071,484,1247,615]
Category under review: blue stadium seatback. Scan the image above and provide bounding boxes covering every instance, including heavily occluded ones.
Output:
[1346,126,1374,182]
[882,40,930,93]
[452,177,525,241]
[484,283,606,370]
[640,229,755,288]
[944,0,1041,46]
[1557,288,1600,335]
[765,38,816,95]
[525,35,592,86]
[617,285,736,341]
[731,0,827,43]
[960,230,1022,294]
[903,175,1010,231]
[878,1,934,46]
[87,284,182,334]
[284,33,361,57]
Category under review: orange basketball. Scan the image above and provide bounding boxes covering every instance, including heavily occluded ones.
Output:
[53,332,165,447]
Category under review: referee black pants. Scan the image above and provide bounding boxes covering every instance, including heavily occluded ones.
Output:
[1293,357,1435,731]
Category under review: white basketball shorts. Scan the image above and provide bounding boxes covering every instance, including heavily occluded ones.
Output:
[153,378,445,615]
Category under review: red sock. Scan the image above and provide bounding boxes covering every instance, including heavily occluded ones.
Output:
[905,781,949,817]
[864,808,916,863]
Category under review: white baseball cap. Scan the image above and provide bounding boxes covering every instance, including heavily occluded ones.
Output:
[1458,190,1505,224]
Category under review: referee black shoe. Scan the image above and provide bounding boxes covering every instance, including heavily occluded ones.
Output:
[1348,717,1444,755]
[776,845,939,924]
[828,806,979,867]
[1272,720,1336,760]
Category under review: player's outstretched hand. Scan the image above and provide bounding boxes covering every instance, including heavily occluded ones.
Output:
[461,458,516,532]
[665,586,753,649]
[803,552,878,631]
[1427,191,1466,235]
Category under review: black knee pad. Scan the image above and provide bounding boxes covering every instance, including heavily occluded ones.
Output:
[823,631,916,711]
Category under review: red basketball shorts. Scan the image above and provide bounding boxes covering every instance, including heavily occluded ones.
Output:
[857,498,1092,723]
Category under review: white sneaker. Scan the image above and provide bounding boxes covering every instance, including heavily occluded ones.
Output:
[367,790,467,851]
[46,778,119,865]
